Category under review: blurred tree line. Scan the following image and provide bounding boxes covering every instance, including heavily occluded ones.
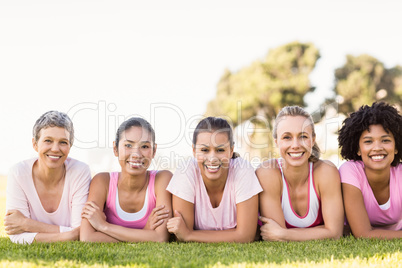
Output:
[205,41,402,159]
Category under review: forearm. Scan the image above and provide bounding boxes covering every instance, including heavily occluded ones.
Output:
[23,218,61,233]
[185,228,255,243]
[280,225,342,241]
[33,230,78,243]
[353,228,402,239]
[100,223,169,243]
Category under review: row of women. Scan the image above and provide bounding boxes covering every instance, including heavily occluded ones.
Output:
[4,102,401,244]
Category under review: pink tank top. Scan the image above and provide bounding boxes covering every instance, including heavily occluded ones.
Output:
[104,171,157,229]
[278,159,324,228]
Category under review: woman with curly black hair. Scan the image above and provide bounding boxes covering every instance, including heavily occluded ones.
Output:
[338,102,402,239]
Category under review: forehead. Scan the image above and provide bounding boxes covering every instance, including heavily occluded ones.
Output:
[360,124,393,137]
[276,116,313,134]
[121,126,152,141]
[39,126,70,139]
[196,131,230,145]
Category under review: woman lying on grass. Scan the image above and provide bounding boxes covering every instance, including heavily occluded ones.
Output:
[166,117,262,242]
[5,111,91,244]
[80,117,172,242]
[256,106,344,241]
[338,102,402,238]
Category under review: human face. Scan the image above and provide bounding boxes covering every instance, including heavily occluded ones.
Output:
[193,131,234,183]
[114,126,155,175]
[358,124,397,172]
[275,116,315,166]
[32,127,71,169]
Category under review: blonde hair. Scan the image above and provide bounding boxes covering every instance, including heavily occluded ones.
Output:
[273,106,320,162]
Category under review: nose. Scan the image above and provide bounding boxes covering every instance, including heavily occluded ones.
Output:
[129,146,141,158]
[207,151,218,161]
[291,137,300,149]
[51,142,60,152]
[372,140,383,151]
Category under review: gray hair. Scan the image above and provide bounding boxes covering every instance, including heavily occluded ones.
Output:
[273,106,320,162]
[33,111,74,146]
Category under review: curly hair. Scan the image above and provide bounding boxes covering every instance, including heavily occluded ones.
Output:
[338,102,402,166]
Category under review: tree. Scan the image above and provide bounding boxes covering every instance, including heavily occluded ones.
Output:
[205,41,320,158]
[333,54,402,114]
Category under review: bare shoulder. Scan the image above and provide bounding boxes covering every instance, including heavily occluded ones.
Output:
[256,159,282,186]
[313,160,341,190]
[154,170,173,187]
[91,172,111,185]
[314,160,339,177]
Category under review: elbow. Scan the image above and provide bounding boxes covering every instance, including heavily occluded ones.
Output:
[236,230,256,243]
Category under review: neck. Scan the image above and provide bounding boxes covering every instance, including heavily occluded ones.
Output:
[118,170,149,192]
[281,161,310,186]
[33,160,65,186]
[202,169,228,193]
[364,166,391,188]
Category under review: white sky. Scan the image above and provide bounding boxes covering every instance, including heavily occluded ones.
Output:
[1,0,401,175]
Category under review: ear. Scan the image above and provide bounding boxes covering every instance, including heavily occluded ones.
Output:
[274,138,278,147]
[357,149,361,156]
[192,145,196,157]
[113,141,118,157]
[152,143,157,157]
[32,138,38,152]
[395,149,398,154]
[230,146,234,158]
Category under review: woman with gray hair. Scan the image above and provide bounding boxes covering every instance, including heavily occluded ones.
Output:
[4,111,91,244]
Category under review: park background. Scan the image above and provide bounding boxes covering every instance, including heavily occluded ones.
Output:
[1,0,402,176]
[0,1,401,267]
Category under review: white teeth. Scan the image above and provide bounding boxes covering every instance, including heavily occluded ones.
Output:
[289,153,303,158]
[48,155,60,159]
[129,162,142,167]
[206,165,219,170]
[371,155,385,160]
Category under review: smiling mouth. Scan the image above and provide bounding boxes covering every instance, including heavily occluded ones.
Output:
[204,164,221,172]
[128,161,144,168]
[47,155,62,159]
[370,155,386,161]
[288,152,304,158]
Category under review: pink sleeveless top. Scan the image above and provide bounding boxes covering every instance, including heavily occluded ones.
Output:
[104,171,157,229]
[278,159,324,228]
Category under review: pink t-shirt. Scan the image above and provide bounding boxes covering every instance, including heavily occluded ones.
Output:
[104,171,157,229]
[166,157,263,231]
[339,161,402,230]
[6,157,92,244]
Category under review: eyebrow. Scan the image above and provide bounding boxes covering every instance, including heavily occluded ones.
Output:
[199,143,228,147]
[362,134,392,139]
[124,139,151,144]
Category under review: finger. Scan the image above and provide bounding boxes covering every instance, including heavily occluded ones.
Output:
[258,216,269,223]
[174,210,182,218]
[151,219,164,229]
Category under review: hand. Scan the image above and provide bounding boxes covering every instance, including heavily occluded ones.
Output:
[81,201,107,232]
[166,210,190,241]
[144,205,170,230]
[259,216,286,241]
[66,227,80,241]
[4,210,27,235]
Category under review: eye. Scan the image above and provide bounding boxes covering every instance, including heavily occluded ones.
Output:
[383,139,391,143]
[301,135,308,139]
[282,136,291,140]
[200,148,209,152]
[217,148,225,152]
[141,144,150,149]
[125,144,132,148]
[363,140,372,144]
[61,141,69,145]
[44,139,52,143]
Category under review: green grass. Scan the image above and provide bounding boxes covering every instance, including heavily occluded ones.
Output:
[0,176,401,267]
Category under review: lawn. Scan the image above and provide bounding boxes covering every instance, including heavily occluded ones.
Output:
[0,176,400,268]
